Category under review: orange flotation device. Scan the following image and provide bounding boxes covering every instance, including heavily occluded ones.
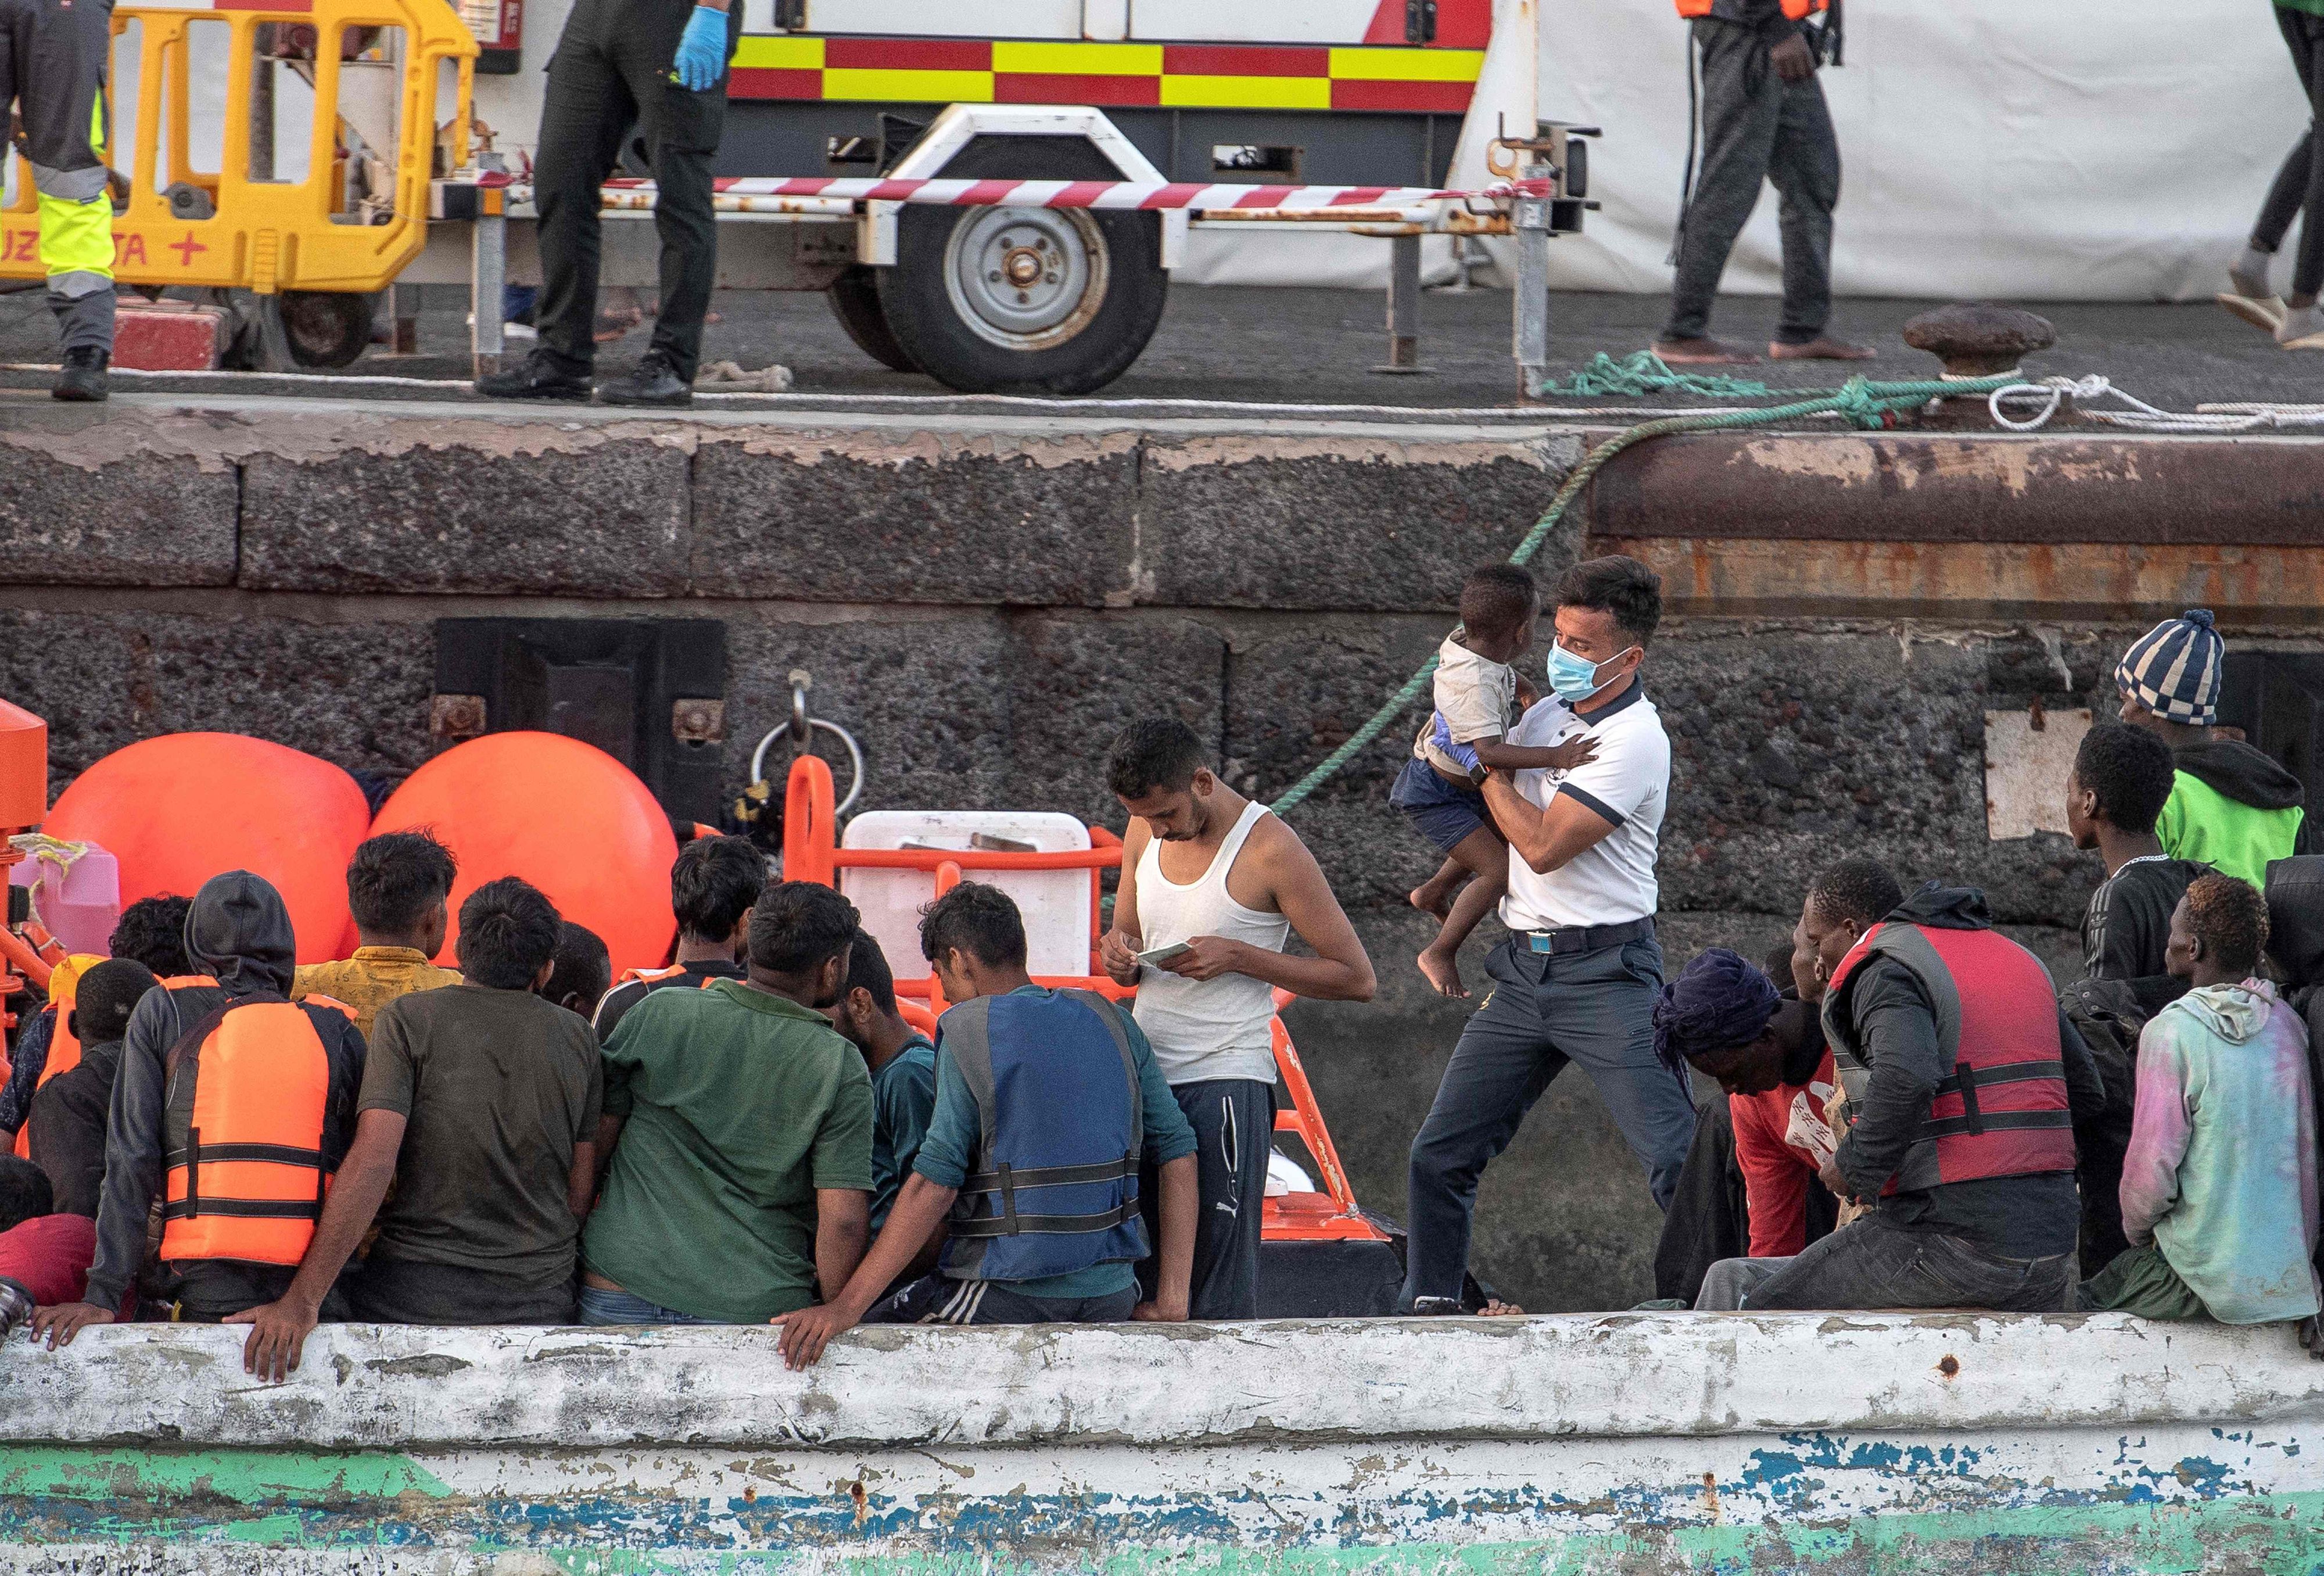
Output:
[45,736,371,966]
[160,998,337,1267]
[371,733,679,976]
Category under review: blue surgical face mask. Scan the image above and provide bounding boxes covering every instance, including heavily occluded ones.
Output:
[1545,639,1637,702]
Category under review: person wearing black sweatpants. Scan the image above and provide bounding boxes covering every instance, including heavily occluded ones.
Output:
[1654,0,1868,367]
[2222,2,2324,348]
[476,0,741,406]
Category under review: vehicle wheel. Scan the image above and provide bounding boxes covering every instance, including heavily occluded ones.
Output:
[877,139,1167,396]
[279,291,378,368]
[826,264,920,372]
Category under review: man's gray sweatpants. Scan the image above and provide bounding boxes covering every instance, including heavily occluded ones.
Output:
[1660,16,1840,345]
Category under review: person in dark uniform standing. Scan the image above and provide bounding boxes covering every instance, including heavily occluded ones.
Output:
[476,0,741,406]
[1652,0,1871,367]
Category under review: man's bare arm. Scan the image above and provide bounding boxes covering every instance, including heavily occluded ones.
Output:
[1482,773,1619,876]
[222,1108,406,1381]
[774,1174,955,1369]
[566,1140,598,1221]
[1099,818,1149,986]
[812,1187,872,1306]
[1161,821,1373,1001]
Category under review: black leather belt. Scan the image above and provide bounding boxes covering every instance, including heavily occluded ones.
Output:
[1522,917,1655,955]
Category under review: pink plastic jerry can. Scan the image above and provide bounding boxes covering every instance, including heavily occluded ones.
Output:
[9,838,121,958]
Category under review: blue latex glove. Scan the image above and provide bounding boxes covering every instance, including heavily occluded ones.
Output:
[672,5,727,91]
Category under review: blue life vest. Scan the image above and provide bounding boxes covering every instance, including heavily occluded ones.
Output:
[936,988,1148,1283]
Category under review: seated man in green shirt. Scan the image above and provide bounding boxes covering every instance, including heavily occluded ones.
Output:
[827,930,937,1240]
[579,882,874,1325]
[775,882,1199,1369]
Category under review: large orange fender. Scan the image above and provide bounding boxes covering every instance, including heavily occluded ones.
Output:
[371,733,679,976]
[46,735,370,966]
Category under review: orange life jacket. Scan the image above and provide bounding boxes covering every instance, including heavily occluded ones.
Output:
[1676,0,1826,17]
[1823,922,2075,1195]
[159,995,340,1267]
[13,966,209,1159]
[616,965,701,988]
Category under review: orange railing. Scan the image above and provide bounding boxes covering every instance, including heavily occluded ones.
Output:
[780,754,1386,1244]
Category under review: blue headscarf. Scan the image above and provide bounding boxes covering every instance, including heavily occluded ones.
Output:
[1651,947,1781,1074]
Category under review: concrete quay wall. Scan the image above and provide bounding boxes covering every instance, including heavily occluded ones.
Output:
[2,1315,2321,1573]
[5,395,2323,1313]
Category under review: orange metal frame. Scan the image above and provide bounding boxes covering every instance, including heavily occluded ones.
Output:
[781,754,1387,1244]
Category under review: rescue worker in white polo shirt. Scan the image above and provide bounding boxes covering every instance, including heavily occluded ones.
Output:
[1400,556,1698,1313]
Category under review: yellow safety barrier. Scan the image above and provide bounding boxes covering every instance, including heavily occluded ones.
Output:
[0,0,475,295]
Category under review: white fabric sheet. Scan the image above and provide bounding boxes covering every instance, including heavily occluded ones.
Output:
[1184,0,2316,301]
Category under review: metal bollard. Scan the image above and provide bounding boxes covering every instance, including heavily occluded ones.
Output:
[1512,159,1554,399]
[471,212,508,378]
[1370,232,1431,375]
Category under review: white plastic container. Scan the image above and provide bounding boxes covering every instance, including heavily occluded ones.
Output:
[840,811,1094,982]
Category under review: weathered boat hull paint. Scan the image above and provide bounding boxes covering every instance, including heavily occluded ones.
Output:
[4,1313,2322,1573]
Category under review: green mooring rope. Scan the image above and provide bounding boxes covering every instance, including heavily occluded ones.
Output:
[1266,372,2014,815]
[1536,350,1778,400]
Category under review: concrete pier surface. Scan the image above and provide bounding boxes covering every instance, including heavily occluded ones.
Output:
[3,286,2315,413]
[4,390,2321,1313]
[2,1313,2320,1571]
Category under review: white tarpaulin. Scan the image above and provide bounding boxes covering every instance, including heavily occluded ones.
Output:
[74,0,2308,302]
[1181,0,2316,300]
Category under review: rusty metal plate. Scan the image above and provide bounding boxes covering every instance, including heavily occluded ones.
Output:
[1584,432,2324,546]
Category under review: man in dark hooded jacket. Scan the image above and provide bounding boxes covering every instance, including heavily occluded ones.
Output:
[1698,868,2106,1313]
[30,872,367,1342]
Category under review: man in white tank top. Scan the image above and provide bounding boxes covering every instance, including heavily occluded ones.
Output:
[1101,719,1377,1319]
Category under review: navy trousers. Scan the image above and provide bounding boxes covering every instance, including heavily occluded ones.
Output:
[1401,932,1697,1306]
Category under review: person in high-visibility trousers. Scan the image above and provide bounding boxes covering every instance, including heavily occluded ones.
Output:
[2,0,117,400]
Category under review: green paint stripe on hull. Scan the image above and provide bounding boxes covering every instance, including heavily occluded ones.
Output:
[0,1446,452,1506]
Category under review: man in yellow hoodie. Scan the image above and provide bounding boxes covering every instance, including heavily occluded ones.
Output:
[295,832,462,1036]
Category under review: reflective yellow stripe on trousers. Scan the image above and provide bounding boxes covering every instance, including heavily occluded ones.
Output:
[37,88,112,292]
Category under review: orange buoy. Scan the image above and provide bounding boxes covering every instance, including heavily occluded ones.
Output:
[45,735,371,966]
[371,733,677,975]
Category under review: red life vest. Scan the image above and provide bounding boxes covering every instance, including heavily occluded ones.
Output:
[1822,922,2075,1195]
[1676,0,1826,17]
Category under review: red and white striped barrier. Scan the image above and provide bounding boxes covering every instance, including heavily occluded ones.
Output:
[652,175,1546,210]
[490,174,1550,223]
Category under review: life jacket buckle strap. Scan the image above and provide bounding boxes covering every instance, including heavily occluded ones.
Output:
[947,1201,1141,1239]
[959,1156,1139,1192]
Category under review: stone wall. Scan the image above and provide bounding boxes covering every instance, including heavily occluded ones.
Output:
[5,398,2317,1312]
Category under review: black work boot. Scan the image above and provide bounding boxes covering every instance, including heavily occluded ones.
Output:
[598,349,693,408]
[475,348,594,402]
[52,347,109,403]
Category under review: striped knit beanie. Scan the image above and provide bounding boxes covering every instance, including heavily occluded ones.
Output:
[2114,608,2223,726]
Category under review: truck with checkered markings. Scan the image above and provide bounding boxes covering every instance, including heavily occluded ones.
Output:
[457,0,1498,391]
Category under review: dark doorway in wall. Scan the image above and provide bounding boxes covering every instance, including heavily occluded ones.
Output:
[433,619,727,826]
[2218,651,2324,820]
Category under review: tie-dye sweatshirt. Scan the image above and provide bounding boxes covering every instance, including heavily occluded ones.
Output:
[2120,978,2322,1324]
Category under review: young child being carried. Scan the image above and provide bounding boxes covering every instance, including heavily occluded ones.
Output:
[1389,563,1597,998]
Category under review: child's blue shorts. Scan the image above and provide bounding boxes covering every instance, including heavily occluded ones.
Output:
[1390,755,1490,857]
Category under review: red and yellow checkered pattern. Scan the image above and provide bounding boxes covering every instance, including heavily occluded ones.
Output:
[730,37,1486,114]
